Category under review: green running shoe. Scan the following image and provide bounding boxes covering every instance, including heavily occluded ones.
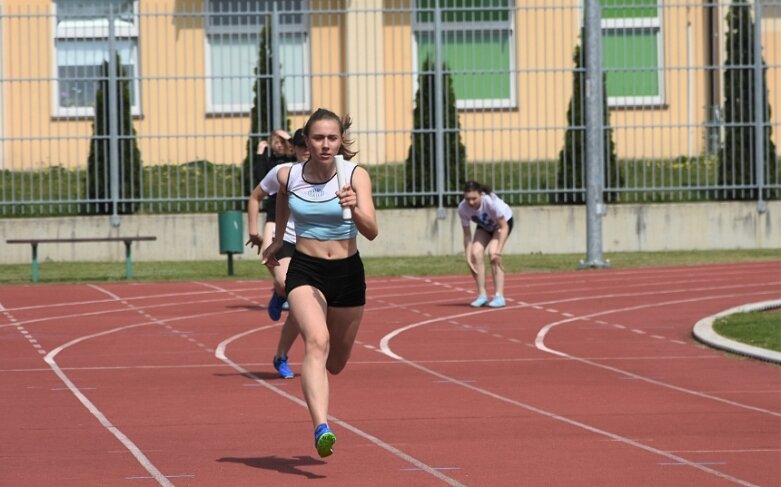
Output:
[314,423,336,458]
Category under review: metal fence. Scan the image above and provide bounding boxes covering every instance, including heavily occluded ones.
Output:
[0,0,779,218]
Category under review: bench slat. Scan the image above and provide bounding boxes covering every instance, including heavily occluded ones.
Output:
[5,237,157,282]
[7,237,156,244]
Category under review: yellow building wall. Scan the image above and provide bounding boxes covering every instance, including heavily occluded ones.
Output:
[1,0,778,170]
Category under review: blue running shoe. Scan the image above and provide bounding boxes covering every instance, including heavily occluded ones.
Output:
[470,295,488,307]
[281,299,289,311]
[273,355,294,379]
[314,423,336,458]
[268,290,285,321]
[488,295,506,308]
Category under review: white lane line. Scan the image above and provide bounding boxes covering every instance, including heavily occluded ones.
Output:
[215,327,467,487]
[534,291,781,417]
[0,286,263,313]
[379,304,766,487]
[1,304,48,356]
[669,449,780,454]
[44,307,245,487]
[45,321,175,487]
[0,295,242,330]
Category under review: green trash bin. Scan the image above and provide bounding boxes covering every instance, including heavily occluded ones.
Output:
[218,211,244,275]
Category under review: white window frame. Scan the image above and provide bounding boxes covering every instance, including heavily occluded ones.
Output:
[51,0,141,118]
[411,1,517,110]
[601,5,665,107]
[204,0,311,115]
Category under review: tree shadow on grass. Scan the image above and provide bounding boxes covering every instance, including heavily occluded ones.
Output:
[217,455,326,479]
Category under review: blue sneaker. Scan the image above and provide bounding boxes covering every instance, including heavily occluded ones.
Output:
[314,423,336,458]
[470,295,488,307]
[268,290,285,321]
[273,355,294,379]
[281,300,289,311]
[488,295,506,308]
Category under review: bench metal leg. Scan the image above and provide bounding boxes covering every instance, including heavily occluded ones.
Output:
[31,243,39,283]
[124,240,133,279]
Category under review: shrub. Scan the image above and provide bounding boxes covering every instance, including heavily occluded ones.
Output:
[404,57,466,207]
[242,20,290,198]
[720,2,778,200]
[553,29,622,204]
[85,55,142,214]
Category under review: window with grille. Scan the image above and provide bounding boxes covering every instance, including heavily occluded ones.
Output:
[205,0,310,114]
[54,0,140,117]
[413,0,516,109]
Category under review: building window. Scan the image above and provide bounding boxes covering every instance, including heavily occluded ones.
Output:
[600,0,663,107]
[205,0,310,114]
[54,0,140,118]
[413,0,516,110]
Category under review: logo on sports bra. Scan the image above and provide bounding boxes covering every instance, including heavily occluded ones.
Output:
[306,185,326,200]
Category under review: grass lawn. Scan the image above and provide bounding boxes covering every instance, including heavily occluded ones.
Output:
[713,310,781,353]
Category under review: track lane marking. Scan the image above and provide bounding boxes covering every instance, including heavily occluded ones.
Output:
[534,291,781,417]
[43,305,246,487]
[215,326,467,487]
[379,296,776,486]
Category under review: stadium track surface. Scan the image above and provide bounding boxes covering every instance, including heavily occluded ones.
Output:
[0,261,779,486]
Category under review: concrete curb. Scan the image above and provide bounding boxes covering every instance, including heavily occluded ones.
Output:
[692,299,781,364]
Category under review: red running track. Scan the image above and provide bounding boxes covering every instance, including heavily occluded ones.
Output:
[0,261,779,486]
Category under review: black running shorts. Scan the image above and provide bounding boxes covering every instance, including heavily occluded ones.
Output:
[285,250,366,307]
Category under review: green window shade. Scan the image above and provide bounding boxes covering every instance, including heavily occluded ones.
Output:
[602,30,659,97]
[416,0,512,23]
[417,30,511,101]
[599,0,658,19]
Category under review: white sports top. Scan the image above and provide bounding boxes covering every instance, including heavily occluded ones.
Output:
[286,160,358,241]
[260,163,296,244]
[457,192,513,233]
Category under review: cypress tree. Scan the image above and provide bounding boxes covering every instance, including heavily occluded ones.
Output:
[720,1,777,200]
[404,57,466,207]
[85,55,142,214]
[242,19,289,197]
[553,28,621,204]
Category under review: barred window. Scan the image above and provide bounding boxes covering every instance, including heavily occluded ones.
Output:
[54,0,140,117]
[600,0,664,107]
[205,0,310,114]
[413,0,516,109]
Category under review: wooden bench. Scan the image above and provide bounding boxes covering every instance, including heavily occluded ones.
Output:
[6,236,157,282]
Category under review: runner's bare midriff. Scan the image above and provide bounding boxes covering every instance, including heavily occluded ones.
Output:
[296,236,357,260]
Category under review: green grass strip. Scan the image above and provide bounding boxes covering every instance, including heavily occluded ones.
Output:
[713,311,781,353]
[0,249,778,284]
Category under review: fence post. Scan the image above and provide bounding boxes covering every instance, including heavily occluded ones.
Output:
[753,1,767,214]
[434,0,446,219]
[107,5,121,227]
[271,4,282,130]
[580,0,609,269]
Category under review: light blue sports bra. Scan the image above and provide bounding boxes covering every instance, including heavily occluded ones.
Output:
[286,160,358,241]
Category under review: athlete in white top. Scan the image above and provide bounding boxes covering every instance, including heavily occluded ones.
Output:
[261,109,378,459]
[246,129,309,379]
[457,180,514,308]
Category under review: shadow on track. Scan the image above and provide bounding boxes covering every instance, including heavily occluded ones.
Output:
[217,455,326,479]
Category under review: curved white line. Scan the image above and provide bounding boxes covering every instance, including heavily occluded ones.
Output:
[381,292,777,486]
[534,291,781,417]
[45,307,245,486]
[215,327,467,487]
[45,321,175,487]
